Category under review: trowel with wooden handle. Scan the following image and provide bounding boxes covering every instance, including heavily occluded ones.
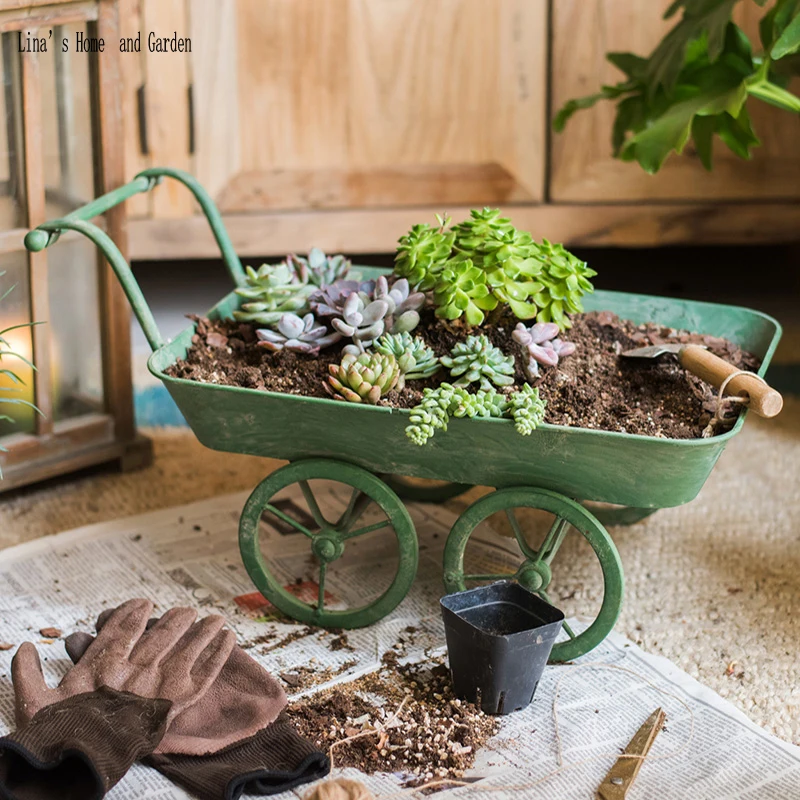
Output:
[621,343,783,418]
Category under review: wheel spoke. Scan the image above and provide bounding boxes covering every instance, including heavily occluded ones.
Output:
[337,491,373,532]
[505,508,538,560]
[562,619,576,640]
[339,518,391,541]
[536,517,570,565]
[537,589,575,639]
[317,562,327,611]
[463,573,513,582]
[299,480,328,528]
[263,504,315,538]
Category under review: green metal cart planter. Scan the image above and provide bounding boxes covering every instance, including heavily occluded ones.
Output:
[24,168,782,663]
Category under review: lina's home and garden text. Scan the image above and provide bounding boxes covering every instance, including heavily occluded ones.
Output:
[18,29,191,53]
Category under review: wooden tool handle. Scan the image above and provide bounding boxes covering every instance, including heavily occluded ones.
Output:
[679,344,783,418]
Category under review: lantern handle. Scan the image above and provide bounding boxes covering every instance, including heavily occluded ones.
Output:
[24,168,248,352]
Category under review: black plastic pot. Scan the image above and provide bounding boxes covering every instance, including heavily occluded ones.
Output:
[440,581,564,715]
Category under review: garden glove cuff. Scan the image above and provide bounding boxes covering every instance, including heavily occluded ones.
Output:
[145,711,330,800]
[66,607,287,756]
[0,686,171,800]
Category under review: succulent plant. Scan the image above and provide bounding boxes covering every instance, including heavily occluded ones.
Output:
[440,335,515,391]
[309,279,376,320]
[289,248,352,287]
[331,292,390,353]
[405,383,468,446]
[326,351,400,404]
[405,381,547,445]
[233,262,314,325]
[451,208,515,255]
[394,214,455,291]
[530,240,596,328]
[432,259,497,327]
[374,276,425,334]
[374,332,440,390]
[256,313,341,355]
[513,321,576,381]
[505,383,546,435]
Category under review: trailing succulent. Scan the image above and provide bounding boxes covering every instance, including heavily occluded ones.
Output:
[256,313,341,355]
[373,332,439,390]
[405,382,546,445]
[440,335,515,391]
[325,351,400,404]
[513,321,576,381]
[394,208,596,330]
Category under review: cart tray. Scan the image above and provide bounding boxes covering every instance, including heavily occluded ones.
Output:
[149,275,780,509]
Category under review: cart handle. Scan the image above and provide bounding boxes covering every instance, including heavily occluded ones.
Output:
[24,167,247,352]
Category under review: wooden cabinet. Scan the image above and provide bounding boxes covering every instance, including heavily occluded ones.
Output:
[120,0,800,259]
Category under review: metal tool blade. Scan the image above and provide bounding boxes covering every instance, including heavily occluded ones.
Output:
[596,707,666,800]
[621,344,683,359]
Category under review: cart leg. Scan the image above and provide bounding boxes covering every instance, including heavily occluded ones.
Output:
[443,487,624,662]
[382,474,470,504]
[238,459,418,629]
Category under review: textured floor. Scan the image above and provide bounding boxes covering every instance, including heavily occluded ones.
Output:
[1,399,799,744]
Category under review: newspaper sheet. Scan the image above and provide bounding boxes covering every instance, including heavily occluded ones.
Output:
[1,484,799,799]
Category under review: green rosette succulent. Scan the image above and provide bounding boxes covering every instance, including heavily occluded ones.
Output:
[325,351,399,404]
[233,262,314,325]
[531,239,597,328]
[505,383,546,435]
[451,208,514,257]
[452,388,507,420]
[289,248,352,287]
[373,332,439,390]
[440,335,515,391]
[432,259,497,327]
[395,214,455,291]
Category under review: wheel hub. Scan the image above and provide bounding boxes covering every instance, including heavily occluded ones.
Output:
[517,561,552,592]
[312,532,344,562]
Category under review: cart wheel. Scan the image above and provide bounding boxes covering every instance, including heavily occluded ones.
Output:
[382,475,470,504]
[239,459,418,629]
[583,503,658,527]
[443,487,623,662]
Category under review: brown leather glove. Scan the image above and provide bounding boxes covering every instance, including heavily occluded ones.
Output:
[65,606,287,756]
[14,599,235,727]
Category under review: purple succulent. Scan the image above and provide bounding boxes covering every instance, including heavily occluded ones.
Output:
[309,279,376,319]
[256,312,341,355]
[513,321,576,380]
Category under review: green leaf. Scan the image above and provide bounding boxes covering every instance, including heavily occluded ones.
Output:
[716,107,760,159]
[761,0,800,51]
[607,52,649,80]
[691,114,716,169]
[622,75,747,173]
[646,0,739,94]
[552,83,634,132]
[772,12,800,58]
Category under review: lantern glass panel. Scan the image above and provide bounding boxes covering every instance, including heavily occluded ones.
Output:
[0,251,35,438]
[0,33,26,229]
[39,30,104,422]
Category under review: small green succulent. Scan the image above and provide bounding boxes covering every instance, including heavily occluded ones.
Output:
[289,248,352,287]
[395,214,455,291]
[373,332,439,390]
[531,240,596,328]
[451,208,515,256]
[405,381,547,445]
[325,351,400,404]
[432,259,497,327]
[505,383,546,435]
[233,262,314,325]
[440,335,515,391]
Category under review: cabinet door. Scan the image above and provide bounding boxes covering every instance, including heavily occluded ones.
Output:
[550,0,800,201]
[187,0,547,215]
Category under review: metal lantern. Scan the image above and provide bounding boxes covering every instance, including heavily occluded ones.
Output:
[0,0,149,491]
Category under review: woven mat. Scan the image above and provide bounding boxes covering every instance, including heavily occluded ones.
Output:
[2,398,799,743]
